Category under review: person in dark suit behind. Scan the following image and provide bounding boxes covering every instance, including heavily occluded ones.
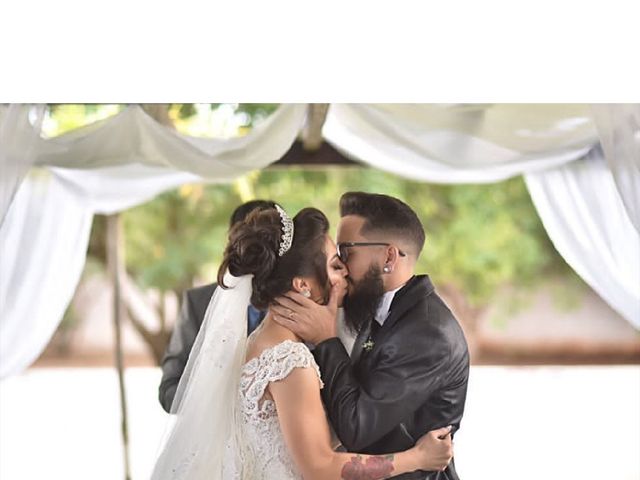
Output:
[158,199,276,413]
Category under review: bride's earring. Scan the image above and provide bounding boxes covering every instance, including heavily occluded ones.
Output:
[383,265,391,273]
[302,289,311,298]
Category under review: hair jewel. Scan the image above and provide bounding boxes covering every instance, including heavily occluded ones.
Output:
[275,204,294,256]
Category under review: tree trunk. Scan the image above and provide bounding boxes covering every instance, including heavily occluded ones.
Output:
[106,214,132,480]
[119,274,173,365]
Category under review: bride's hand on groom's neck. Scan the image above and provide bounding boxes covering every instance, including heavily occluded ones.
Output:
[272,283,341,345]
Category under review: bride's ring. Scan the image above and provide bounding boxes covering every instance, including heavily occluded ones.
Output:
[288,310,295,319]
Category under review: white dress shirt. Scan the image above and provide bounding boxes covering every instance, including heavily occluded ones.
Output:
[375,284,405,326]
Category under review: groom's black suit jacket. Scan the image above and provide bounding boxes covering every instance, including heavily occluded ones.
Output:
[314,275,469,480]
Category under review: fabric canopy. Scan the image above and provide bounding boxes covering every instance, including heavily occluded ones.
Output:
[0,170,93,376]
[323,103,597,183]
[0,103,307,377]
[591,104,640,233]
[525,146,639,327]
[0,104,307,223]
[1,103,638,378]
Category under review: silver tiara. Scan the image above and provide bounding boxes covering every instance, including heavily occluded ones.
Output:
[275,204,294,256]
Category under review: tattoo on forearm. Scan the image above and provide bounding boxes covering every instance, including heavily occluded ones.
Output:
[341,454,395,480]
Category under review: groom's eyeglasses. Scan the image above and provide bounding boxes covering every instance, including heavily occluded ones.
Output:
[337,242,406,263]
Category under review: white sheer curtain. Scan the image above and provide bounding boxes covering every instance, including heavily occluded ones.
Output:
[591,104,640,233]
[0,170,94,377]
[525,147,640,328]
[0,104,307,222]
[52,164,202,215]
[0,104,307,378]
[0,105,45,228]
[323,103,597,183]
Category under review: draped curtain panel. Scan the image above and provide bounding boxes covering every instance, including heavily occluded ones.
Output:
[0,171,94,377]
[0,104,307,223]
[0,105,46,229]
[525,147,640,328]
[591,104,640,233]
[323,103,598,183]
[1,103,638,378]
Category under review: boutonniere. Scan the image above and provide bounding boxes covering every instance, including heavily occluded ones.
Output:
[362,338,375,352]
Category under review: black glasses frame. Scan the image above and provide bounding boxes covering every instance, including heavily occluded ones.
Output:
[337,242,406,262]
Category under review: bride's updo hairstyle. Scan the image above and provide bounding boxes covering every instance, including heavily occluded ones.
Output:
[217,207,330,310]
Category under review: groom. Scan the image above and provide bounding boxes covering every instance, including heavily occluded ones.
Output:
[274,192,469,479]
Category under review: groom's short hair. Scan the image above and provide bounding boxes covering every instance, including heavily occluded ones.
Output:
[340,192,425,257]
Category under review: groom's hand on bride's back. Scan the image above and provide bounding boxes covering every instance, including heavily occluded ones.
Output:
[272,283,341,345]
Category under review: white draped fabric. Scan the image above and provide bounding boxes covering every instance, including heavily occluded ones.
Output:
[0,171,94,377]
[0,105,45,229]
[323,103,598,183]
[1,102,638,378]
[0,103,307,223]
[52,164,201,215]
[591,104,640,233]
[0,104,307,378]
[525,148,640,328]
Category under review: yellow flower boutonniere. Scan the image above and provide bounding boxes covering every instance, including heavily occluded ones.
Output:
[362,339,375,352]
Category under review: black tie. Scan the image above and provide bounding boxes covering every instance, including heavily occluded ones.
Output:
[369,318,381,340]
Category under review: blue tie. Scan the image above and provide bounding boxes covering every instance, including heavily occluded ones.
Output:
[247,305,265,334]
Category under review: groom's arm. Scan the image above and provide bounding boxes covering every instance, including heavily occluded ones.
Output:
[312,323,451,452]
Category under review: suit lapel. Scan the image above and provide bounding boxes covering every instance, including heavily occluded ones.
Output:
[350,276,434,366]
[374,275,434,336]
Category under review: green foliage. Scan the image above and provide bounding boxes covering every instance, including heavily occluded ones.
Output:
[119,165,582,309]
[419,180,553,305]
[43,104,124,137]
[255,168,565,306]
[44,103,280,138]
[123,184,243,292]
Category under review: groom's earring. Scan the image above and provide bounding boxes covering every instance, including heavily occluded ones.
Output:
[302,289,311,298]
[383,265,391,273]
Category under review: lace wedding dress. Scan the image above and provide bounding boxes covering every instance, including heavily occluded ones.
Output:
[151,275,325,480]
[231,339,324,479]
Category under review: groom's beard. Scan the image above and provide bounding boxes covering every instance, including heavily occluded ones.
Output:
[343,264,385,335]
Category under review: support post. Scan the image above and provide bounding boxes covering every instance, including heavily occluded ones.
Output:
[106,213,132,480]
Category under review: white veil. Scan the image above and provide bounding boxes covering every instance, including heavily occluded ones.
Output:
[151,272,254,480]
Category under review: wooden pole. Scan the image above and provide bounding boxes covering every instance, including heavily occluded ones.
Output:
[106,214,132,480]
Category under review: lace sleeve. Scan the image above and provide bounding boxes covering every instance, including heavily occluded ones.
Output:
[243,340,324,400]
[264,340,324,388]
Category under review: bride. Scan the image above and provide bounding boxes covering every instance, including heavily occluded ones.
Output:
[151,205,453,479]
